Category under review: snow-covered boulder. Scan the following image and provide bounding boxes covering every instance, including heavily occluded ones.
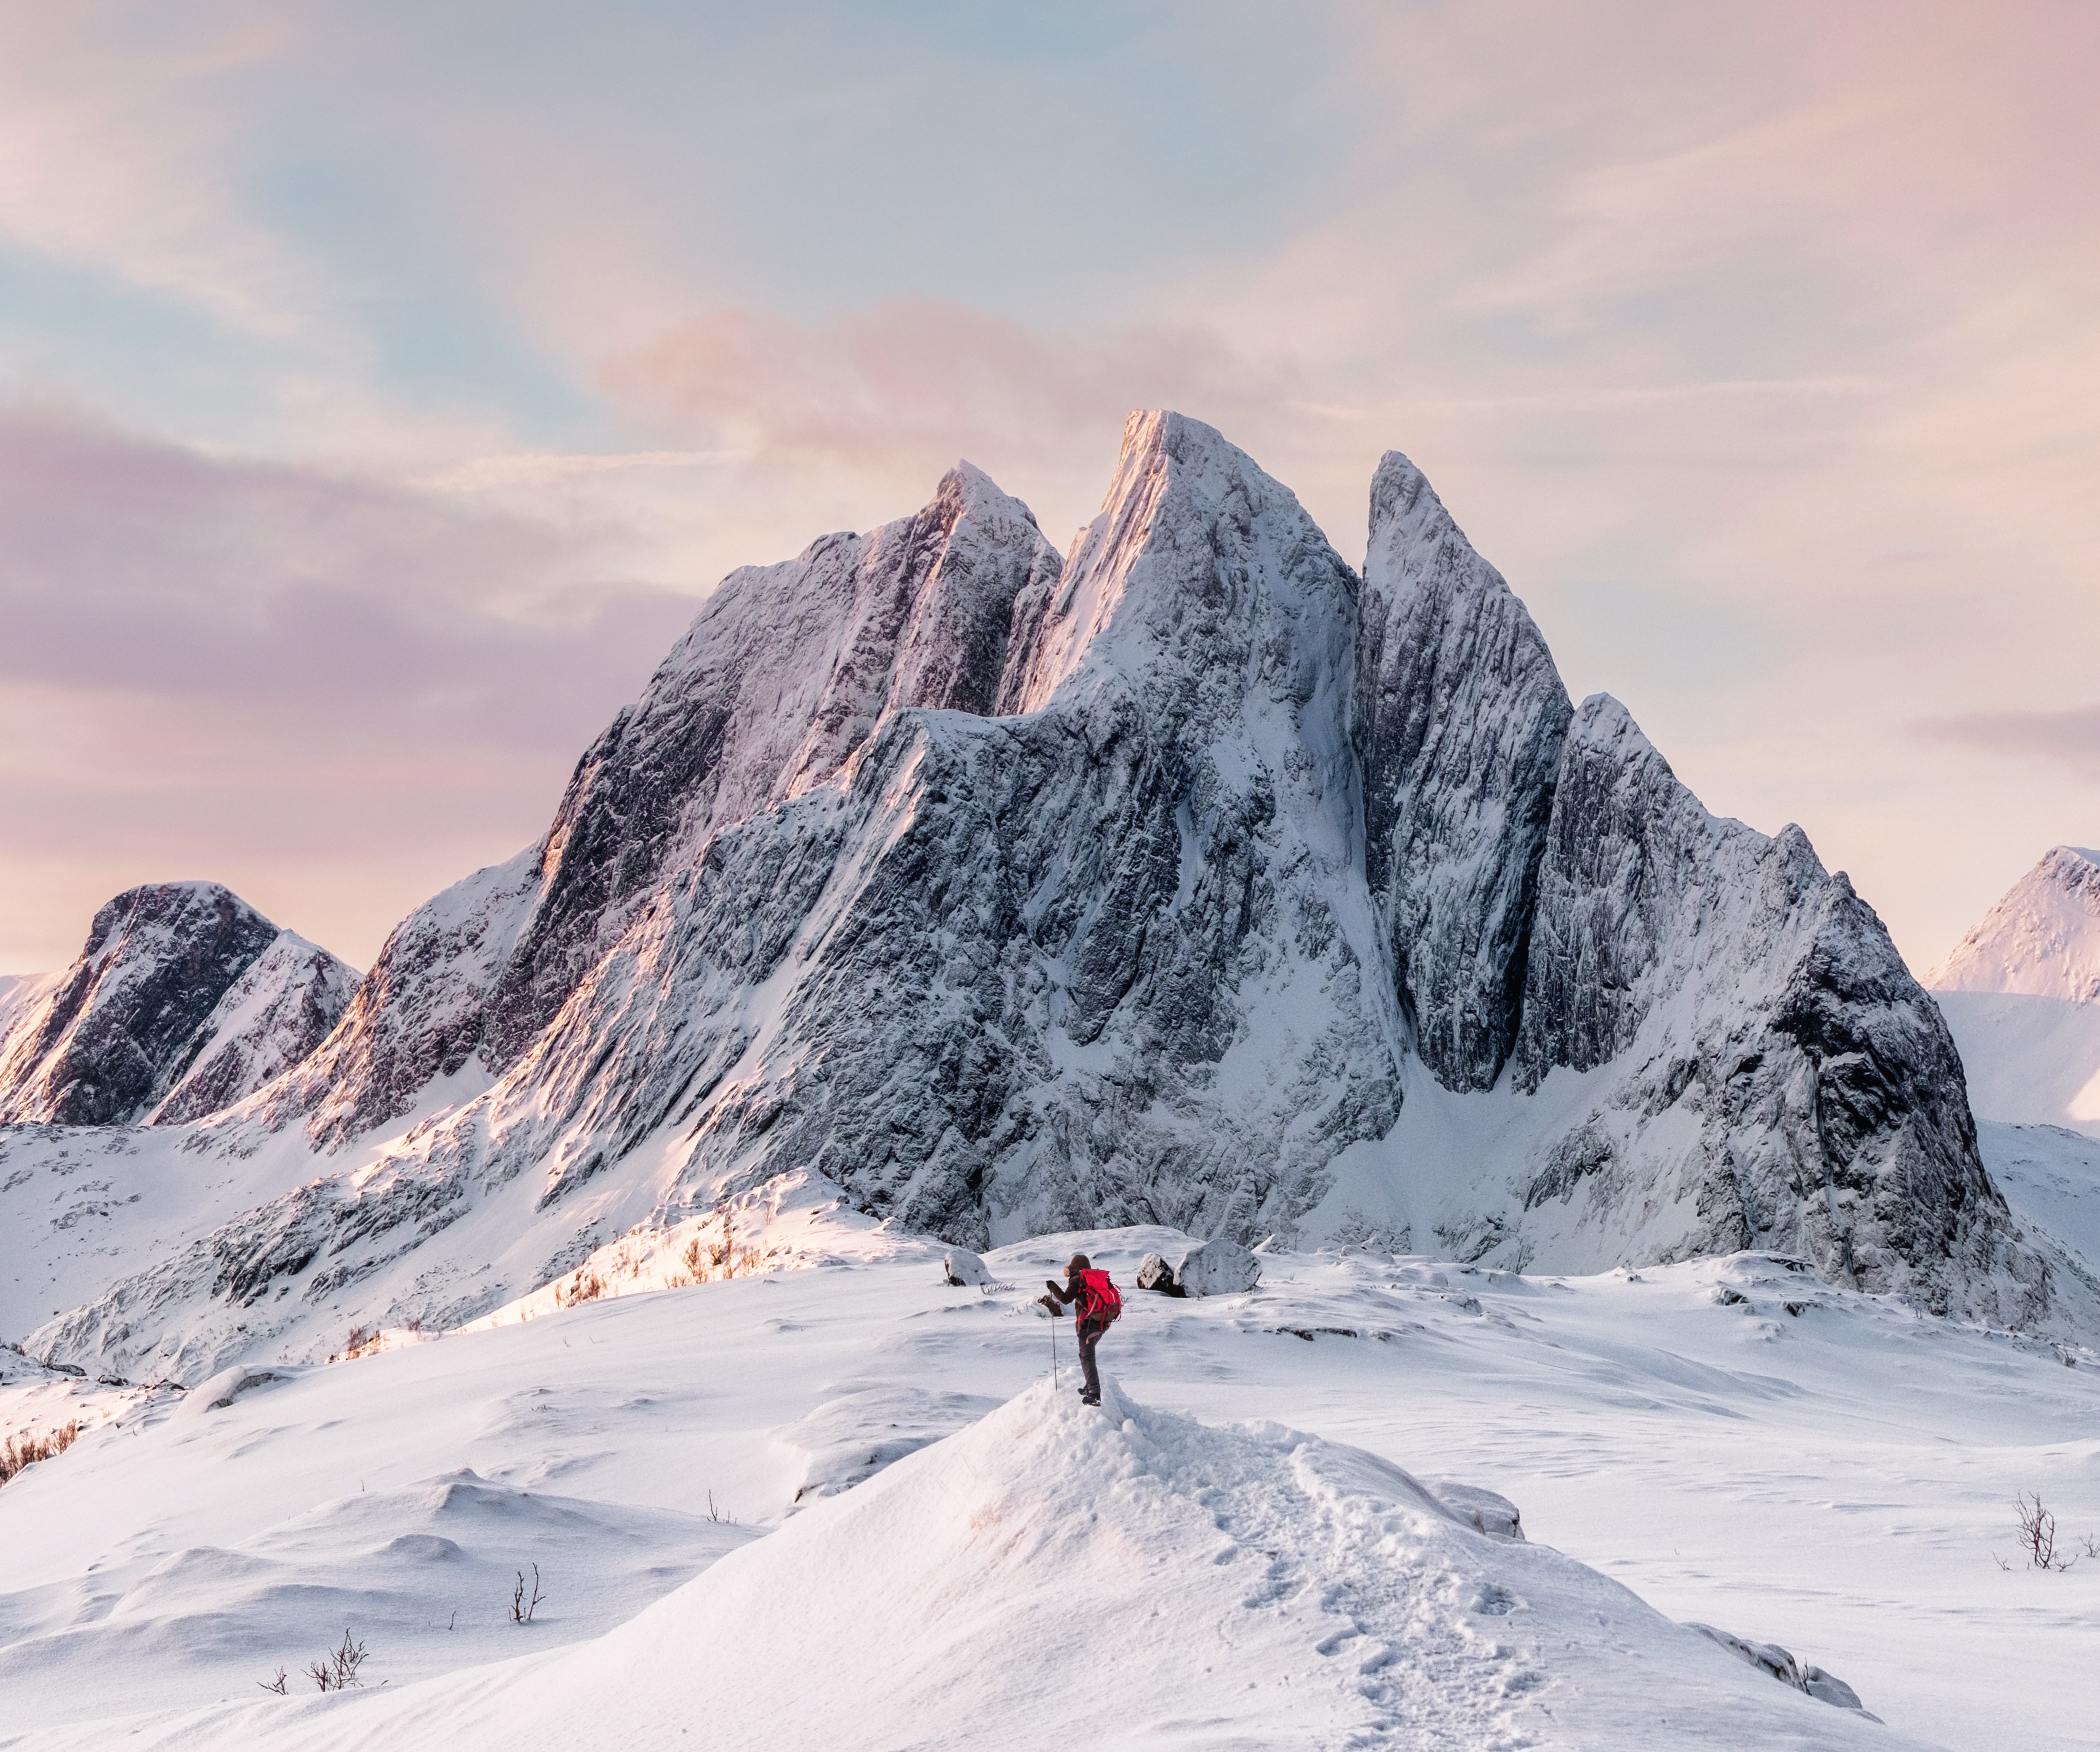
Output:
[1428,1479,1525,1541]
[1175,1237,1261,1297]
[182,1362,303,1415]
[1687,1623,1873,1714]
[1136,1253,1183,1294]
[942,1247,990,1287]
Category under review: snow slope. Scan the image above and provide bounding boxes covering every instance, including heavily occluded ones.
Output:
[1929,847,2100,1137]
[1933,846,2100,1003]
[1977,1120,2100,1270]
[3,1212,2096,1750]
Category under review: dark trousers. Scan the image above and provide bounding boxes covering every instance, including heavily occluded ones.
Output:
[1076,1316,1106,1399]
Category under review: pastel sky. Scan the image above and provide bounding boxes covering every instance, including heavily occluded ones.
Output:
[3,0,2097,975]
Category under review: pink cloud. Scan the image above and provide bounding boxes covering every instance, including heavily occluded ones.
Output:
[0,405,703,970]
[1922,708,2100,781]
[599,301,1319,546]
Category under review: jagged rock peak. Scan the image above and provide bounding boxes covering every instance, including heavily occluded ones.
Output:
[146,931,359,1126]
[997,409,1353,720]
[0,883,353,1127]
[254,461,1065,1147]
[1497,691,2025,1319]
[1353,449,1573,1092]
[477,455,1064,1069]
[1929,845,2100,1004]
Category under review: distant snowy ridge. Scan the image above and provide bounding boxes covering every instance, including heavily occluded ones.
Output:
[1928,846,2100,1137]
[1931,845,2100,1002]
[13,412,2093,1381]
[0,884,355,1129]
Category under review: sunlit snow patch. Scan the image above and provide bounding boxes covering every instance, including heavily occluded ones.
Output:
[462,1170,931,1331]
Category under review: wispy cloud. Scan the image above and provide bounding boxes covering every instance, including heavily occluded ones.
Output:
[597,300,1316,550]
[0,404,702,969]
[0,10,314,335]
[1922,709,2100,780]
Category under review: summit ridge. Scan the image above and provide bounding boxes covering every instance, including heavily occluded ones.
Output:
[6,412,2087,1379]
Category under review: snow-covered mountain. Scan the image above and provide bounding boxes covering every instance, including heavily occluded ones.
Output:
[1928,846,2100,1136]
[0,884,355,1129]
[11,413,2090,1380]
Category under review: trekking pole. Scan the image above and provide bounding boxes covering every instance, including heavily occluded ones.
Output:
[1050,1309,1059,1389]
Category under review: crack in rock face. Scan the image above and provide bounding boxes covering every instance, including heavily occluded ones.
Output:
[18,410,2089,1380]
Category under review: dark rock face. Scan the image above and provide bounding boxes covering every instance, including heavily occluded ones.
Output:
[146,933,359,1126]
[0,884,289,1125]
[1354,453,1572,1091]
[256,462,1064,1148]
[1504,695,2023,1315]
[460,412,1399,1245]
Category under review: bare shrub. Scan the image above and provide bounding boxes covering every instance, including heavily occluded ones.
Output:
[682,1214,766,1284]
[555,1270,605,1309]
[2015,1493,2077,1571]
[303,1630,368,1691]
[705,1490,735,1524]
[0,1419,80,1488]
[258,1667,289,1694]
[328,1325,383,1365]
[511,1562,546,1624]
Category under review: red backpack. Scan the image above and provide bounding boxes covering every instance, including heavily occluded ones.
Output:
[1077,1268,1122,1324]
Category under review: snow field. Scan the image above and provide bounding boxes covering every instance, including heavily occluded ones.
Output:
[1,1224,2095,1748]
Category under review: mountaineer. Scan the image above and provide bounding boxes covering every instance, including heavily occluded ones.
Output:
[1039,1253,1121,1406]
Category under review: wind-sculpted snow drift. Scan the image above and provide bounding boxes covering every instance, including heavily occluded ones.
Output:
[16,412,2088,1378]
[53,1380,1914,1752]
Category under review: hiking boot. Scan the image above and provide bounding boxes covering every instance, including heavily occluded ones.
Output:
[1079,1392,1100,1406]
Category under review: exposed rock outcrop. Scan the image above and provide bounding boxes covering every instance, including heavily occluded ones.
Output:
[252,463,1063,1149]
[0,884,352,1127]
[1497,696,2024,1318]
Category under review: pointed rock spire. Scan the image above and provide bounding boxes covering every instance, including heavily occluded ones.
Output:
[1354,450,1572,1091]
